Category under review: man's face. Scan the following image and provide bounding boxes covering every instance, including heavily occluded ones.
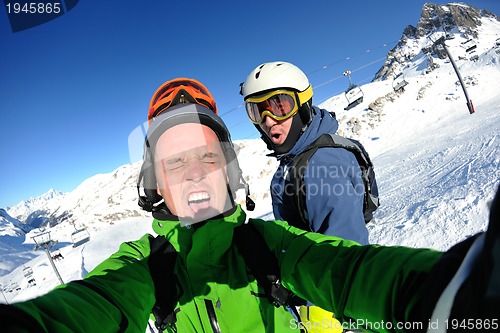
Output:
[258,114,293,146]
[154,123,231,223]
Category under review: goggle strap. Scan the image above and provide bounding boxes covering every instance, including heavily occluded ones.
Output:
[296,86,313,105]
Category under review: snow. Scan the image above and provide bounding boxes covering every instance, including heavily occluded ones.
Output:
[1,9,499,315]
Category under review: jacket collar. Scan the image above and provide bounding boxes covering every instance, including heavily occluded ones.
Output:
[280,107,339,160]
[151,205,247,253]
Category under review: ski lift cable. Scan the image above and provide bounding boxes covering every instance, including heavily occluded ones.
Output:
[315,74,374,105]
[219,104,244,118]
[313,57,386,90]
[306,40,400,75]
[225,117,248,130]
[313,74,345,89]
[219,40,401,120]
[225,57,386,135]
[220,42,407,136]
[220,53,387,124]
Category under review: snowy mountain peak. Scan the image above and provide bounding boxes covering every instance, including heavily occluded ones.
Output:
[5,162,151,231]
[6,189,66,223]
[418,2,497,38]
[373,2,500,81]
[9,188,65,208]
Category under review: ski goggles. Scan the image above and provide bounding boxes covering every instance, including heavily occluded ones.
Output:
[244,86,313,124]
[149,78,217,122]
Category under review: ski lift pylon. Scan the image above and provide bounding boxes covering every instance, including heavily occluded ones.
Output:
[71,227,90,247]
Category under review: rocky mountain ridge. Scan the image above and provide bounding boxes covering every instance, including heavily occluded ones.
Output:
[373,2,500,81]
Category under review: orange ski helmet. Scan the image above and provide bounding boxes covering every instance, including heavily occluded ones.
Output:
[148,78,217,124]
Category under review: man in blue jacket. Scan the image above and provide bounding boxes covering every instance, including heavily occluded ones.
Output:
[240,61,371,331]
[241,62,368,244]
[240,61,369,244]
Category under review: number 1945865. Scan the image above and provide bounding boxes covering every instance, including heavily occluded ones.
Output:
[6,2,61,14]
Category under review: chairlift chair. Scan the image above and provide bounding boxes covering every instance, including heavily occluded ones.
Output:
[392,73,409,92]
[342,70,364,111]
[71,228,90,247]
[462,39,477,54]
[23,266,33,278]
[11,282,21,291]
[465,44,477,54]
[344,85,364,110]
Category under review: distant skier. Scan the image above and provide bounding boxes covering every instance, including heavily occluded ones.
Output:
[51,251,64,261]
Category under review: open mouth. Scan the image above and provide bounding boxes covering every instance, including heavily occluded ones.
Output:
[268,127,282,143]
[187,191,211,213]
[271,132,281,140]
[270,132,283,144]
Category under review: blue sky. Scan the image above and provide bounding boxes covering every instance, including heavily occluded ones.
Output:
[1,0,499,208]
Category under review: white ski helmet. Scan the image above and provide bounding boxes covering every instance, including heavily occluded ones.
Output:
[240,61,312,99]
[240,61,315,155]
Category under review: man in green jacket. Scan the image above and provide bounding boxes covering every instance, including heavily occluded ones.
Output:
[1,80,498,333]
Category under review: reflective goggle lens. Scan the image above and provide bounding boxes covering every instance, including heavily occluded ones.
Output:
[245,91,298,124]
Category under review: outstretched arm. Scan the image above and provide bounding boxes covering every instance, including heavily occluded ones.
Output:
[251,218,442,332]
[3,234,155,333]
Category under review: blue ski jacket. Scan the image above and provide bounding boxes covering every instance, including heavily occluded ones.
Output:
[270,107,369,244]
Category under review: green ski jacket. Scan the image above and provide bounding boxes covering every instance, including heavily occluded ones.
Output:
[10,205,443,333]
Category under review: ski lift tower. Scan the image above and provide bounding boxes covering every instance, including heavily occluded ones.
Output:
[434,36,475,114]
[32,231,64,285]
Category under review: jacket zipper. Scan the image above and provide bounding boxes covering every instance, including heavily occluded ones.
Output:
[204,299,221,333]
